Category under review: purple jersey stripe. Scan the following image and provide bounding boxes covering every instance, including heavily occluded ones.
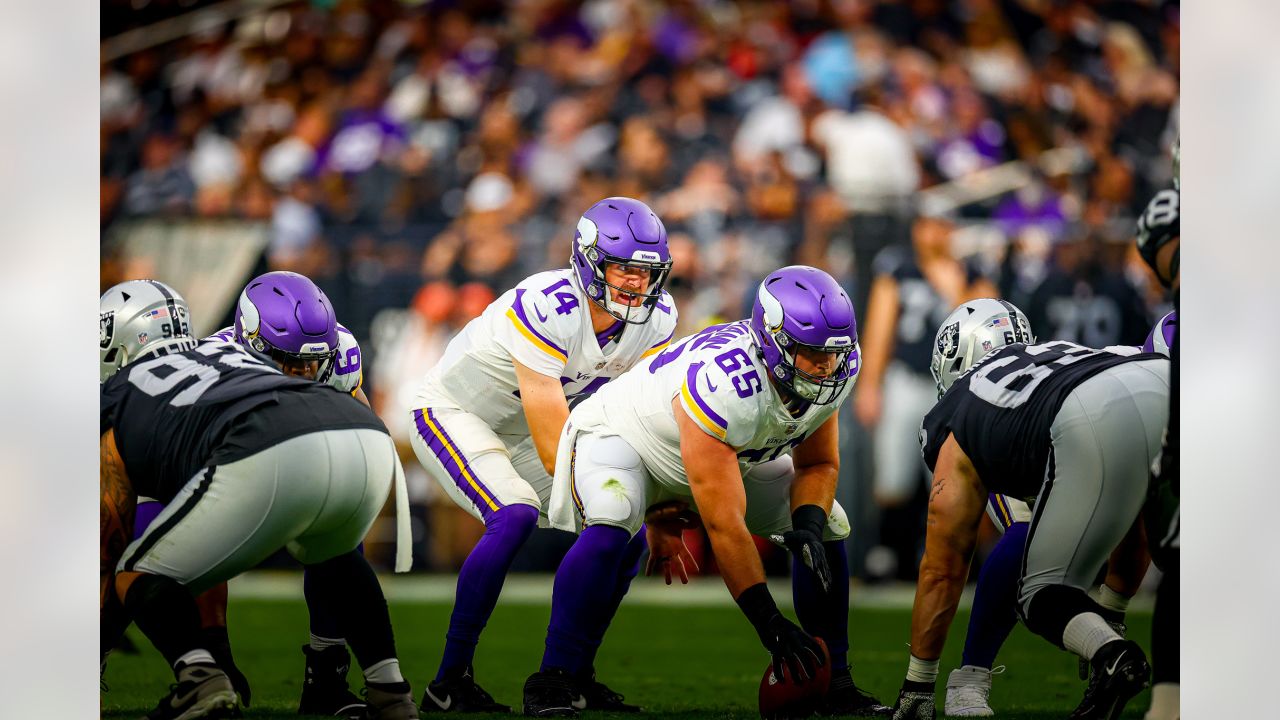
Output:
[511,289,569,357]
[414,408,503,516]
[685,361,729,431]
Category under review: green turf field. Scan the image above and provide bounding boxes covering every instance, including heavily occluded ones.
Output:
[101,575,1152,719]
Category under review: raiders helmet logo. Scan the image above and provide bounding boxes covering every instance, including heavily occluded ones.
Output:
[100,312,114,349]
[937,321,960,358]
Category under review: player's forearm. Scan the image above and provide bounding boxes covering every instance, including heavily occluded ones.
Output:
[908,559,967,660]
[530,411,568,476]
[789,462,837,514]
[100,431,135,608]
[704,517,767,598]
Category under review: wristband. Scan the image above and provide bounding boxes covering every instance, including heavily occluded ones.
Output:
[791,504,827,538]
[735,582,782,638]
[906,654,939,684]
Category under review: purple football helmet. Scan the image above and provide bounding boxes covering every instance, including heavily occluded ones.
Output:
[749,266,860,405]
[234,271,339,379]
[1141,310,1177,356]
[570,197,673,324]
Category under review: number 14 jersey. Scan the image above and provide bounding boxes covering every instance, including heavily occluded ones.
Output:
[920,341,1163,499]
[414,269,677,437]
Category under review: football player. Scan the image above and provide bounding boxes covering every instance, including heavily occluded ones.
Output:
[1135,173,1179,720]
[944,312,1175,717]
[527,266,890,717]
[408,197,678,712]
[124,271,379,718]
[891,299,1168,720]
[100,280,417,720]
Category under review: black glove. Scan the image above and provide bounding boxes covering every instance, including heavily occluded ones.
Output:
[772,505,831,592]
[736,583,826,683]
[202,626,252,707]
[891,679,936,720]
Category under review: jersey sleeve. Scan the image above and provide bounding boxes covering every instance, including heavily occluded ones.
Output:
[641,293,679,359]
[328,323,364,394]
[918,399,952,472]
[678,359,754,448]
[201,326,236,344]
[496,287,570,378]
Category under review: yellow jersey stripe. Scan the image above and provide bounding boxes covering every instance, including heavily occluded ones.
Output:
[681,382,727,440]
[505,308,568,363]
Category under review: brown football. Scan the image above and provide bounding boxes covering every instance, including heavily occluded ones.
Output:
[758,637,832,719]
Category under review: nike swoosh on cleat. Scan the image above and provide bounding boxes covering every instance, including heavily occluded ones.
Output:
[572,695,587,710]
[425,686,453,711]
[1104,652,1127,676]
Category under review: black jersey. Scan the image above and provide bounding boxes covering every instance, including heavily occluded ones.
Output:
[101,341,385,503]
[1024,266,1150,348]
[872,245,986,375]
[920,341,1163,498]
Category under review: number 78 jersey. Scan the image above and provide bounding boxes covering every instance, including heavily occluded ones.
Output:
[567,320,857,493]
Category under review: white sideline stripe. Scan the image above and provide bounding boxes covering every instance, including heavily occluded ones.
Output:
[228,571,1151,611]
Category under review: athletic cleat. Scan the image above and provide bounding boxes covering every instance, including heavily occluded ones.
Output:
[1069,640,1151,720]
[1079,618,1128,680]
[816,671,893,716]
[421,665,510,713]
[575,672,641,712]
[522,669,581,717]
[145,661,240,720]
[945,665,999,717]
[364,681,420,720]
[297,645,367,718]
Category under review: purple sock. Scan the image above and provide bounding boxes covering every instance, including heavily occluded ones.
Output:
[436,503,539,681]
[961,521,1028,668]
[793,540,851,671]
[542,524,632,675]
[133,500,164,539]
[582,529,647,671]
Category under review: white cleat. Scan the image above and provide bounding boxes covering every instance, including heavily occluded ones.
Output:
[945,665,1000,717]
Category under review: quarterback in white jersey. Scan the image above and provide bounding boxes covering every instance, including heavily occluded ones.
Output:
[409,197,677,713]
[525,266,890,718]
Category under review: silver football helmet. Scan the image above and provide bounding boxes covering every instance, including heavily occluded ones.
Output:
[100,279,196,382]
[929,298,1035,397]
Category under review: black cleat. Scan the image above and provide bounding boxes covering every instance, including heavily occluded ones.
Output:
[298,645,367,718]
[575,672,641,713]
[1069,639,1151,720]
[145,661,240,720]
[816,671,893,717]
[522,669,581,717]
[421,665,510,714]
[364,680,420,720]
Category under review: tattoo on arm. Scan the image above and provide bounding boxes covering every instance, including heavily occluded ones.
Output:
[100,430,135,608]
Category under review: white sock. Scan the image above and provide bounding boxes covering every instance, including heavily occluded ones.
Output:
[1145,682,1180,720]
[309,634,347,651]
[175,649,216,669]
[364,658,405,685]
[1062,612,1122,661]
[1095,584,1131,614]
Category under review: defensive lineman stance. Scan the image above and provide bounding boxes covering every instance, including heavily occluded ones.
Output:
[409,197,677,712]
[530,266,890,717]
[100,280,417,720]
[942,311,1174,717]
[890,299,1168,720]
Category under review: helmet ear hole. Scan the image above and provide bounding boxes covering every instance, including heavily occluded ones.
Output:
[103,348,118,364]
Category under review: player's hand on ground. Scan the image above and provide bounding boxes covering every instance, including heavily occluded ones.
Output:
[644,500,702,533]
[202,626,252,707]
[772,528,832,592]
[891,679,936,720]
[763,615,825,684]
[644,522,699,585]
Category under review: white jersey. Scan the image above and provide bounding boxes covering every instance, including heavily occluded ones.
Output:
[203,323,364,395]
[564,320,856,496]
[414,268,678,437]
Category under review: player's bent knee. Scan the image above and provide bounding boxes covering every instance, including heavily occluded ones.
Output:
[1020,584,1101,648]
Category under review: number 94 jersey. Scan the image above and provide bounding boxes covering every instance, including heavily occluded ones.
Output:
[568,320,857,493]
[919,341,1162,499]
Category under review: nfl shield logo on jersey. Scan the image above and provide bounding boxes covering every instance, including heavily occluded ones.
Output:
[937,322,960,359]
[100,312,115,349]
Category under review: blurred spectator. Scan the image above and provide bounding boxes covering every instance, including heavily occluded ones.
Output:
[1022,235,1152,348]
[123,133,196,216]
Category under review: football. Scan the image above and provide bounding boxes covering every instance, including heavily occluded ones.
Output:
[758,637,832,719]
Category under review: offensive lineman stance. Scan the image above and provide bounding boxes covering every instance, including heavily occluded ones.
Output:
[409,197,678,712]
[890,299,1168,720]
[100,280,417,720]
[529,266,890,717]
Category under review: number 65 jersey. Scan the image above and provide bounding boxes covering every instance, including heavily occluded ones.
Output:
[414,269,677,437]
[553,320,857,510]
[920,341,1165,500]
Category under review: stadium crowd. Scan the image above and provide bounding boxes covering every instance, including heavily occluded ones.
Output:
[101,0,1179,579]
